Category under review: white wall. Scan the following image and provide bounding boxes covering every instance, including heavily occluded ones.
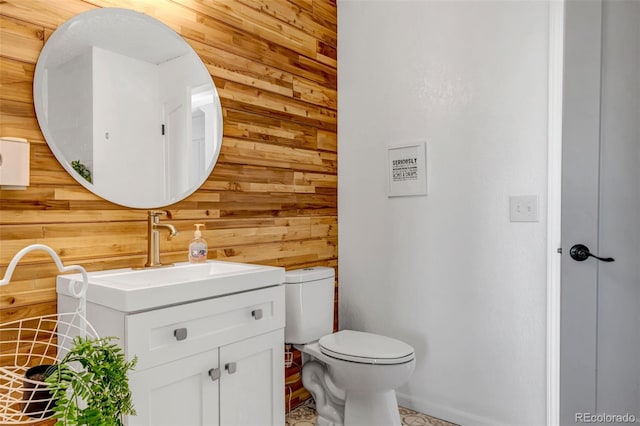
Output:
[337,1,549,425]
[48,49,93,171]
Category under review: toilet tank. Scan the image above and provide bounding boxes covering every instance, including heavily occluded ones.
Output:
[284,266,335,344]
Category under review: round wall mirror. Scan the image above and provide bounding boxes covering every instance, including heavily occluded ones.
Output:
[33,8,222,208]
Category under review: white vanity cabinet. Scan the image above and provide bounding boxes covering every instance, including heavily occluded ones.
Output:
[128,328,283,426]
[59,284,285,426]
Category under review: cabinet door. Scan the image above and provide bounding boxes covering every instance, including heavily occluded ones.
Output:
[128,349,220,426]
[220,329,284,426]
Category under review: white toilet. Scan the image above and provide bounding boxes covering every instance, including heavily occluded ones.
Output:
[285,267,416,426]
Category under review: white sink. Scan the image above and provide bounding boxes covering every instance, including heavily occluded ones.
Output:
[57,260,285,313]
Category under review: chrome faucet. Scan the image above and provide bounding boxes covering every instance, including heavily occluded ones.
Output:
[144,211,179,268]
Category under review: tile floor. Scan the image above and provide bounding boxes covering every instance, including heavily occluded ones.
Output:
[285,400,457,426]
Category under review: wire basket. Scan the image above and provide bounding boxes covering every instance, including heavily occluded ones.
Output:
[0,312,98,423]
[0,244,97,424]
[284,350,293,368]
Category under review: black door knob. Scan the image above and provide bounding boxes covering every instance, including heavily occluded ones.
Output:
[569,244,615,262]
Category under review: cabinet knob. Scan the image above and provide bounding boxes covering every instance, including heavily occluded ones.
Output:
[208,368,221,381]
[173,327,188,341]
[251,309,263,320]
[225,362,237,374]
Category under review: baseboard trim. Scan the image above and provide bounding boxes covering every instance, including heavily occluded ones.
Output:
[396,392,498,426]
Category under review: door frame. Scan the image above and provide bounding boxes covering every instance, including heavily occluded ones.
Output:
[546,1,565,425]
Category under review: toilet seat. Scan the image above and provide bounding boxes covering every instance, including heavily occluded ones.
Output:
[319,330,415,365]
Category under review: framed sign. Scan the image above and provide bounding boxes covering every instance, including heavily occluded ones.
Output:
[388,142,427,197]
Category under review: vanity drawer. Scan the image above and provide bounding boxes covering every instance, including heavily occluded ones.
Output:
[126,285,284,370]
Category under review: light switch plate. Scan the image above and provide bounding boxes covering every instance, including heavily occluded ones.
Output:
[509,195,539,222]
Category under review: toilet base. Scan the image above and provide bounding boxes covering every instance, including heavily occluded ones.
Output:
[344,390,401,426]
[316,416,339,426]
[301,360,345,425]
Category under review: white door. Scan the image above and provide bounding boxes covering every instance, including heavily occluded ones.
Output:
[560,1,640,424]
[164,92,190,200]
[219,330,285,426]
[128,350,220,426]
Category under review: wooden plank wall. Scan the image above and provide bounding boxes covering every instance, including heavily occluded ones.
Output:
[0,0,337,414]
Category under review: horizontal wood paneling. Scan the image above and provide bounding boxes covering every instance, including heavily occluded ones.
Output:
[0,0,336,411]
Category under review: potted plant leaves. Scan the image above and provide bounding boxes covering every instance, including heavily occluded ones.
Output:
[70,160,92,183]
[22,336,137,426]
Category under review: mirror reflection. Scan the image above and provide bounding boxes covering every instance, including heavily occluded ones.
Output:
[34,8,222,208]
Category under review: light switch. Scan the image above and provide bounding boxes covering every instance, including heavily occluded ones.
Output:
[509,195,539,222]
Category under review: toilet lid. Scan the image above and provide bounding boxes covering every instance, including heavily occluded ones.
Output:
[319,330,415,365]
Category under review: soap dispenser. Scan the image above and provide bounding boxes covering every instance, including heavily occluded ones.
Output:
[188,224,208,263]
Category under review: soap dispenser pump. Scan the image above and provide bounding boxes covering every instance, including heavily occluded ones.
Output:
[188,224,208,263]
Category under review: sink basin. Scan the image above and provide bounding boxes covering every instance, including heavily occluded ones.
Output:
[57,260,285,312]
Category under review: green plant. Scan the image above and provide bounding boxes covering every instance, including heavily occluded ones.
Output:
[44,336,137,426]
[70,160,92,183]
